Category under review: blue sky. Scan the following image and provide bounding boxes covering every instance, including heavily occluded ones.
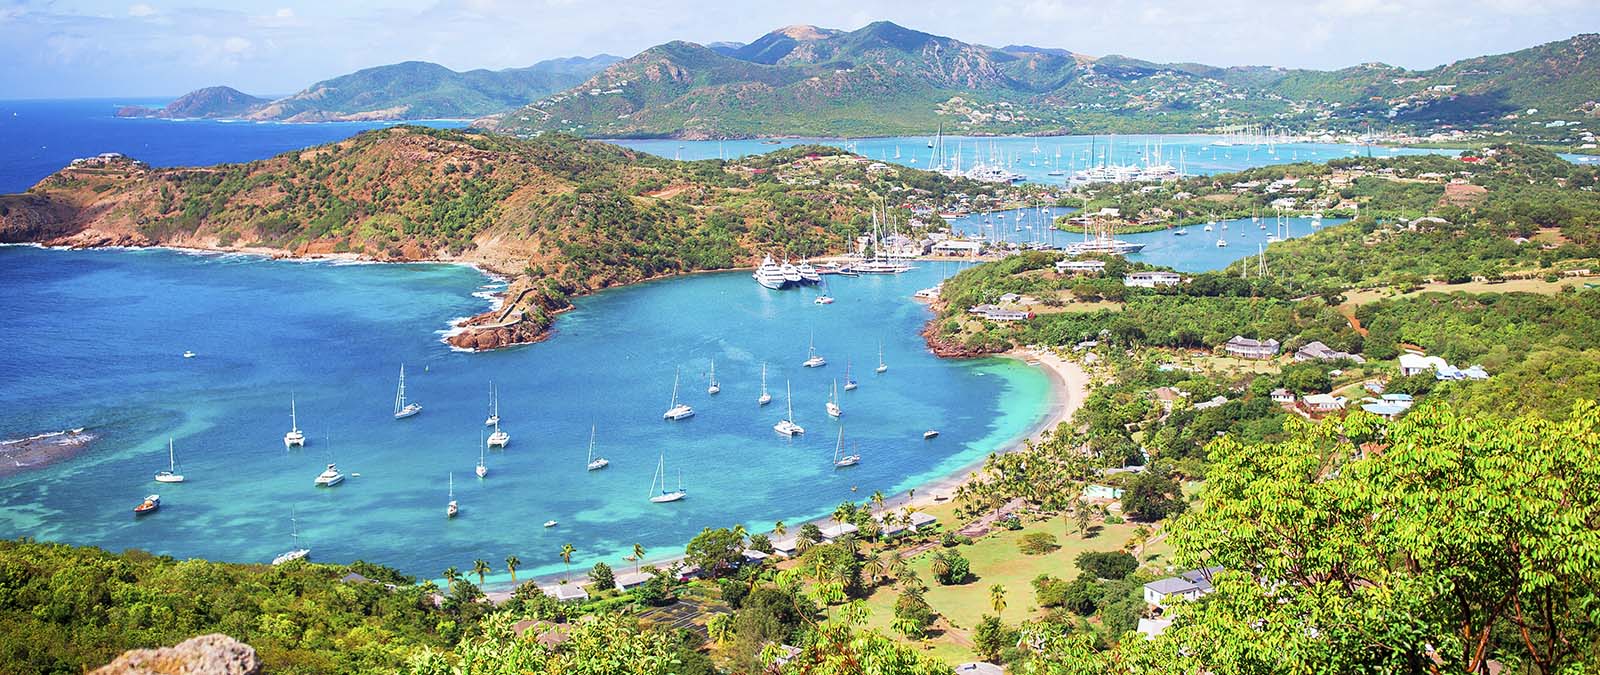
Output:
[2,0,1596,98]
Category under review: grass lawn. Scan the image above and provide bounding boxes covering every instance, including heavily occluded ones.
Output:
[1341,276,1591,307]
[1190,354,1284,376]
[858,513,1173,665]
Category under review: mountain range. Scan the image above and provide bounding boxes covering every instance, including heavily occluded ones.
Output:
[117,55,621,122]
[479,22,1600,140]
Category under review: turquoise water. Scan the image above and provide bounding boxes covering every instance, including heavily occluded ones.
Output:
[945,207,1348,272]
[0,246,1049,580]
[611,134,1459,184]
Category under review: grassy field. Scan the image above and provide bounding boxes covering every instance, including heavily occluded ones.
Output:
[1341,276,1593,306]
[857,513,1173,664]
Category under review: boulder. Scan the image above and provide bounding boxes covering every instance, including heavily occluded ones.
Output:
[91,634,261,675]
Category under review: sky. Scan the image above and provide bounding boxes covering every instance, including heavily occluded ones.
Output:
[2,0,1596,98]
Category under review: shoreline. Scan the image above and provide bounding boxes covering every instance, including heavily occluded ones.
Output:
[487,346,1089,594]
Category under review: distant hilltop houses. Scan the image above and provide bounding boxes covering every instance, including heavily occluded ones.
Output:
[68,152,144,168]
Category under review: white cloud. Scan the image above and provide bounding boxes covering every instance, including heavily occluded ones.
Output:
[128,3,156,17]
[222,35,250,53]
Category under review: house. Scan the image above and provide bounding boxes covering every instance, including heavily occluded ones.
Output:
[770,536,800,557]
[1124,271,1183,288]
[613,570,652,590]
[818,521,860,541]
[1302,393,1347,413]
[932,240,985,256]
[1364,380,1387,395]
[1055,259,1107,275]
[541,583,590,602]
[1137,617,1174,640]
[1152,386,1183,411]
[1144,566,1223,607]
[1271,388,1296,404]
[1295,341,1365,363]
[877,510,939,536]
[968,304,1031,322]
[742,549,770,565]
[1223,336,1280,359]
[997,293,1023,304]
[1361,401,1409,419]
[1084,484,1124,500]
[1193,395,1229,411]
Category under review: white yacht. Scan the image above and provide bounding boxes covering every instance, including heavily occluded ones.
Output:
[486,386,509,448]
[271,511,310,565]
[1216,237,1229,248]
[843,359,858,391]
[484,383,500,426]
[774,380,804,436]
[833,428,860,468]
[753,255,788,290]
[393,364,421,419]
[779,260,802,284]
[182,351,196,359]
[314,463,344,487]
[475,437,488,478]
[663,368,695,420]
[649,453,686,503]
[876,342,888,373]
[446,473,458,518]
[706,360,720,395]
[757,362,773,406]
[284,396,305,448]
[154,438,185,483]
[1204,222,1215,232]
[802,333,826,368]
[585,425,609,471]
[797,260,822,284]
[826,379,842,418]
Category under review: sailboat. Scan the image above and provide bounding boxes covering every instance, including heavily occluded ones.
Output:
[826,379,843,418]
[475,433,488,478]
[284,396,305,448]
[154,438,185,483]
[758,362,773,406]
[446,472,459,518]
[833,428,860,468]
[393,364,421,419]
[875,341,888,374]
[663,368,695,420]
[585,425,609,471]
[843,359,858,391]
[707,360,721,395]
[774,380,804,436]
[271,509,310,565]
[484,384,500,426]
[803,332,826,368]
[486,388,509,448]
[649,453,686,503]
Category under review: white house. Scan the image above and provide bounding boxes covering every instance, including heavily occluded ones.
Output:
[932,240,985,256]
[613,570,652,590]
[1124,271,1183,288]
[1399,353,1449,377]
[1143,566,1222,607]
[1056,259,1107,275]
[1224,336,1280,359]
[1301,393,1347,413]
[1271,388,1296,404]
[541,583,590,602]
[1295,341,1364,363]
[877,510,939,536]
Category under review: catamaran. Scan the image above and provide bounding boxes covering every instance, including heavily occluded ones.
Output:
[843,359,858,391]
[707,360,720,395]
[585,425,609,471]
[154,438,185,483]
[393,364,421,419]
[314,463,344,487]
[663,368,694,420]
[833,428,860,468]
[827,379,842,418]
[446,472,458,518]
[803,333,826,368]
[271,510,310,565]
[758,363,773,406]
[284,396,305,448]
[649,453,686,503]
[875,341,888,374]
[774,380,804,436]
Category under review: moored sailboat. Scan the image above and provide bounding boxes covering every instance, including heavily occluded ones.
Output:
[663,368,695,420]
[271,509,310,565]
[774,380,804,436]
[826,379,842,418]
[757,362,773,406]
[393,364,421,419]
[875,341,888,374]
[833,427,860,468]
[649,453,686,503]
[284,395,305,448]
[585,425,609,471]
[446,472,458,518]
[154,438,185,483]
[707,360,720,395]
[803,332,826,368]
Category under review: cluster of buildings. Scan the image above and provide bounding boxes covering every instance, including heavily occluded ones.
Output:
[1398,353,1489,381]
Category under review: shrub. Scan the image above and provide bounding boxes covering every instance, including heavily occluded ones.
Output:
[589,562,615,590]
[1077,550,1138,580]
[931,550,971,586]
[1018,532,1060,555]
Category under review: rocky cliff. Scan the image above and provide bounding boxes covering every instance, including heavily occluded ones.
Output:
[91,634,260,675]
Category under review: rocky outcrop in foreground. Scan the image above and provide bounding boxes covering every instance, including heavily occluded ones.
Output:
[91,634,261,675]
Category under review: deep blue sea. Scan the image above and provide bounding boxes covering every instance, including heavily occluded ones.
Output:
[0,100,1402,582]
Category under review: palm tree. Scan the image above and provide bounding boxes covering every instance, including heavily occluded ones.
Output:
[631,543,646,574]
[930,555,950,582]
[505,555,521,584]
[442,566,460,592]
[773,520,787,538]
[871,490,886,517]
[559,543,576,583]
[472,559,491,586]
[990,583,1007,615]
[731,523,748,544]
[707,613,734,646]
[886,551,908,582]
[832,501,855,526]
[863,551,885,585]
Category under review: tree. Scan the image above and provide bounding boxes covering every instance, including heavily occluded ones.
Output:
[1160,402,1600,675]
[631,543,646,574]
[590,562,615,590]
[504,555,521,584]
[685,527,745,579]
[773,520,786,539]
[892,588,938,640]
[1019,532,1060,555]
[1076,550,1138,580]
[558,543,575,584]
[1122,469,1185,522]
[972,614,1009,663]
[797,523,823,553]
[932,550,970,585]
[707,613,734,647]
[472,559,491,586]
[871,490,886,517]
[989,583,1007,615]
[442,566,460,592]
